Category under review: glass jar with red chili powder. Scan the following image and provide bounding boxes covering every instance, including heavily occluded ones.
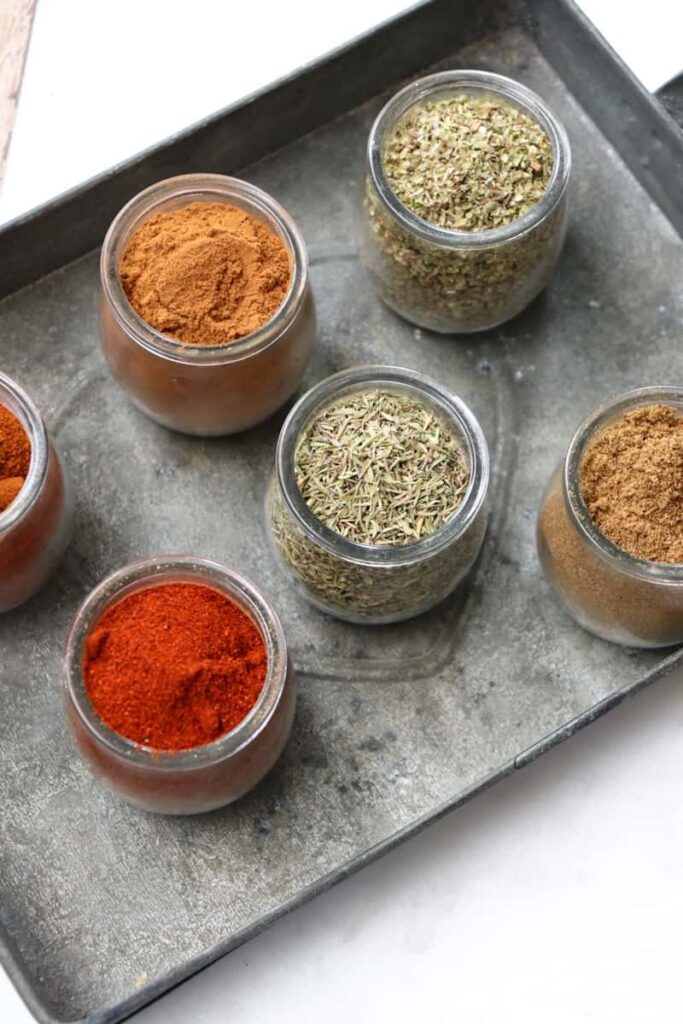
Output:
[64,556,295,814]
[0,372,73,613]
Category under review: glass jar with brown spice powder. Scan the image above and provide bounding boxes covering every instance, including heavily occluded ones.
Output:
[100,174,316,435]
[0,373,73,613]
[537,387,683,648]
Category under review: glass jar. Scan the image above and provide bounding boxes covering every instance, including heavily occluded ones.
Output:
[537,387,683,648]
[64,556,295,814]
[100,174,316,436]
[266,365,490,624]
[0,373,73,613]
[357,70,571,334]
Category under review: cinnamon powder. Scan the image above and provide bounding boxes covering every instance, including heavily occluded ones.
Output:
[0,405,31,512]
[119,202,291,346]
[580,404,683,563]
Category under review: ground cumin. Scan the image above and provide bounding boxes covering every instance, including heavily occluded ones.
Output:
[0,405,31,512]
[120,202,291,346]
[538,468,683,646]
[580,404,683,563]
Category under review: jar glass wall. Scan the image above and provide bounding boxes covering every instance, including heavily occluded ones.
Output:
[64,556,295,814]
[266,365,490,624]
[100,174,316,436]
[537,386,683,648]
[357,70,571,334]
[0,373,73,613]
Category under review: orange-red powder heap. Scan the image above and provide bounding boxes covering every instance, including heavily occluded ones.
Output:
[83,582,267,751]
[0,404,31,512]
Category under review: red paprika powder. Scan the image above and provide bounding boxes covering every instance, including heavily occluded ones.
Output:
[0,404,31,512]
[0,377,73,614]
[83,582,268,751]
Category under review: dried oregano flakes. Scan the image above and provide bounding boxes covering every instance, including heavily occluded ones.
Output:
[383,92,554,231]
[293,388,470,546]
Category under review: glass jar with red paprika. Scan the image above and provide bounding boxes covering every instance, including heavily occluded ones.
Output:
[64,556,295,814]
[0,372,73,613]
[99,174,316,436]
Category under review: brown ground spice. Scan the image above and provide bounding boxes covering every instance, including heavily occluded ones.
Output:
[120,202,291,346]
[0,405,31,512]
[580,404,683,563]
[538,468,683,646]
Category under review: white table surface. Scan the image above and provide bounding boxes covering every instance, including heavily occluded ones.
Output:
[2,2,683,1021]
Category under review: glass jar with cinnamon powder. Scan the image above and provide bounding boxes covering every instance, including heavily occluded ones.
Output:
[537,387,683,647]
[64,556,295,814]
[100,174,316,436]
[0,373,73,613]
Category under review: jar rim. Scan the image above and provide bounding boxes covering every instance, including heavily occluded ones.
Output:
[64,556,289,768]
[100,173,309,366]
[367,69,572,249]
[0,372,49,534]
[563,385,683,583]
[275,365,490,567]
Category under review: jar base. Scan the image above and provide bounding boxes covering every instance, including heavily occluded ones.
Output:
[123,390,297,438]
[546,589,683,649]
[376,285,549,336]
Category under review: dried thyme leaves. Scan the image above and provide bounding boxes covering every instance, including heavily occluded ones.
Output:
[384,94,553,231]
[269,481,486,619]
[294,389,470,545]
[267,387,483,620]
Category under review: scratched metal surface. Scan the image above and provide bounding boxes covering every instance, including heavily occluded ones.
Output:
[1,14,682,1024]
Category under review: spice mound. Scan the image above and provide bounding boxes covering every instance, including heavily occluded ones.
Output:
[580,403,683,564]
[84,582,267,751]
[384,94,553,231]
[295,388,470,544]
[0,404,31,512]
[120,202,291,346]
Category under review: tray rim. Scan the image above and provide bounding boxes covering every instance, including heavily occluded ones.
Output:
[2,0,683,1021]
[1,0,682,296]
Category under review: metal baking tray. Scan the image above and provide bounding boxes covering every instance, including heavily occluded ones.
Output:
[1,1,682,1020]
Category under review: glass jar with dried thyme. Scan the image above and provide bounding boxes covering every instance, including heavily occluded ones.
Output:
[357,70,571,334]
[537,386,683,648]
[266,366,490,624]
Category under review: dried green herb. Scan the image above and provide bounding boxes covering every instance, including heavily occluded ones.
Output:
[384,94,553,231]
[295,389,469,545]
[268,480,486,621]
[360,91,565,333]
[267,387,485,621]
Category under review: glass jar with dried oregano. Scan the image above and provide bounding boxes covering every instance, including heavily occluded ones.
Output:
[537,386,683,648]
[357,70,571,334]
[266,366,490,624]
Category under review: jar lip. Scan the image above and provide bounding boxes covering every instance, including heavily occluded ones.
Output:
[64,555,289,768]
[100,173,309,366]
[367,69,571,249]
[0,372,49,534]
[275,365,490,567]
[564,385,683,582]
